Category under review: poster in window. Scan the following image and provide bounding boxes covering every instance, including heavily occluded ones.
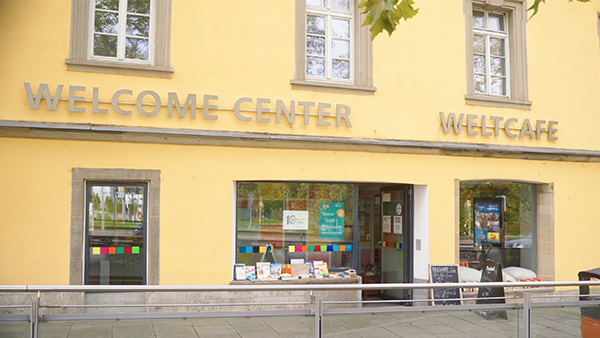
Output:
[283,210,309,230]
[319,202,344,239]
[382,215,391,233]
[393,216,403,234]
[474,199,503,245]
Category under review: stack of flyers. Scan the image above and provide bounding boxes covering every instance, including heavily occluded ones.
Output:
[271,263,282,276]
[245,266,256,280]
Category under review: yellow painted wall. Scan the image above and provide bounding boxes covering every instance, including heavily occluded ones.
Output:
[2,0,600,285]
[0,0,599,147]
[2,137,600,284]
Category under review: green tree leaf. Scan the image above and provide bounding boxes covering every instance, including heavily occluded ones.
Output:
[359,0,418,39]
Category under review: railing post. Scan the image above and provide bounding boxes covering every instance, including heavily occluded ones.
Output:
[312,295,323,338]
[30,297,39,338]
[522,292,531,338]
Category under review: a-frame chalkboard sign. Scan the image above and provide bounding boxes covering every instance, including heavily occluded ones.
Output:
[476,260,508,319]
[429,264,462,306]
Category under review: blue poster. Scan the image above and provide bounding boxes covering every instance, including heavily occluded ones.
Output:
[474,201,501,244]
[319,202,345,240]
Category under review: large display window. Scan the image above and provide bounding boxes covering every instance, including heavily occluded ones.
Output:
[236,182,354,269]
[459,181,537,273]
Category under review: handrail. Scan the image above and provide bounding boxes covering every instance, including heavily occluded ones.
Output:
[1,280,598,293]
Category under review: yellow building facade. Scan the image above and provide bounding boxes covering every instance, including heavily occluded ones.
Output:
[1,0,599,297]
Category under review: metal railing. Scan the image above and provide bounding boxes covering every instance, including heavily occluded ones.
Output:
[1,280,600,338]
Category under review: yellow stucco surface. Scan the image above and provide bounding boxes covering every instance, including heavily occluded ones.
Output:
[1,0,600,285]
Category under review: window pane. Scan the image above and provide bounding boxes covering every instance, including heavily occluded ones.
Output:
[331,18,350,39]
[473,34,485,54]
[127,0,150,14]
[473,10,485,28]
[306,0,325,7]
[307,35,326,56]
[488,13,505,31]
[491,77,506,95]
[93,34,118,57]
[332,59,350,79]
[491,57,505,76]
[474,74,486,94]
[125,37,149,60]
[307,15,326,35]
[307,56,325,77]
[94,11,119,34]
[332,39,349,58]
[87,184,146,285]
[126,15,149,37]
[95,0,119,11]
[236,182,354,271]
[459,182,536,274]
[331,0,350,11]
[490,37,505,56]
[474,55,486,75]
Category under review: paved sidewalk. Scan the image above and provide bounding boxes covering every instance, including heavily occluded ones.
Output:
[0,306,583,338]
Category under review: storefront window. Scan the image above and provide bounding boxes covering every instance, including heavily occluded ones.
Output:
[459,181,537,273]
[85,183,147,285]
[236,182,354,269]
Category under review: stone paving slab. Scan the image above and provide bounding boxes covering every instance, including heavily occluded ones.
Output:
[0,306,587,337]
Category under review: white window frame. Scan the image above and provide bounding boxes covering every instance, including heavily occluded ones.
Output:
[464,0,531,110]
[88,0,156,65]
[292,0,376,95]
[473,10,510,97]
[66,0,173,78]
[305,2,354,85]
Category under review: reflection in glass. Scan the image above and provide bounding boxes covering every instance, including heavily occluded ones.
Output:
[491,57,505,76]
[473,35,485,54]
[331,0,350,10]
[488,13,505,31]
[306,0,325,7]
[307,56,326,76]
[95,11,119,34]
[236,182,354,269]
[473,10,485,28]
[307,15,326,35]
[490,38,505,56]
[491,77,505,96]
[95,0,119,11]
[332,59,350,79]
[127,0,150,14]
[332,39,349,58]
[87,184,146,285]
[126,15,149,37]
[474,74,486,94]
[126,38,149,60]
[459,182,536,273]
[474,55,486,74]
[307,36,326,56]
[332,18,350,39]
[93,34,118,57]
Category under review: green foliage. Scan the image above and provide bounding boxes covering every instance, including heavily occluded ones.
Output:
[358,0,418,39]
[360,0,591,39]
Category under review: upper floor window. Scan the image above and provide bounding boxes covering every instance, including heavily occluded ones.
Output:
[465,0,531,110]
[292,0,376,95]
[66,0,173,78]
[305,0,353,83]
[92,0,152,62]
[473,10,508,97]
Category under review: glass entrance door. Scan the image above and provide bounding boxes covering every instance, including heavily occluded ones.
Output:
[380,185,412,300]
